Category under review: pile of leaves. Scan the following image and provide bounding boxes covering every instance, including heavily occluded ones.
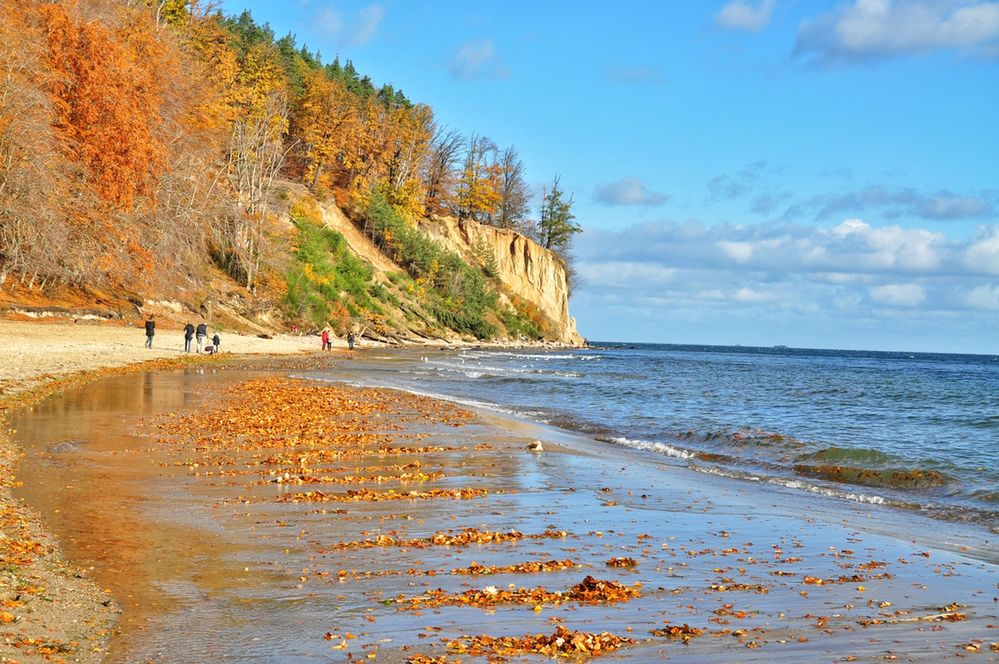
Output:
[322,527,568,552]
[398,575,640,610]
[446,626,634,658]
[277,487,487,503]
[451,559,579,576]
[605,557,637,567]
[650,623,705,643]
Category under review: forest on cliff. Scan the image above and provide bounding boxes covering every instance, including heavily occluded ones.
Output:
[0,0,582,341]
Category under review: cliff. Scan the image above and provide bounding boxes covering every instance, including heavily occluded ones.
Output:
[415,217,584,345]
[314,198,583,345]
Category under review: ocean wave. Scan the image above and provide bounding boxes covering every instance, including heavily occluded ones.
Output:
[426,360,582,379]
[473,351,601,362]
[673,427,805,449]
[690,465,892,506]
[605,436,697,459]
[796,446,894,465]
[793,463,953,490]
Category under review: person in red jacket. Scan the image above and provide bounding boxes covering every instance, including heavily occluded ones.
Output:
[321,327,329,351]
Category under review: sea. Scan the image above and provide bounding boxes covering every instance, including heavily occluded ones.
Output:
[315,343,999,534]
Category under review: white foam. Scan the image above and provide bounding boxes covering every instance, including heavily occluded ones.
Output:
[609,436,697,459]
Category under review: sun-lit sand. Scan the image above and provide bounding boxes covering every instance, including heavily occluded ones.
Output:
[8,370,996,662]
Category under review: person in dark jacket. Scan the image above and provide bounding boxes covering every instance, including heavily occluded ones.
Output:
[183,322,195,353]
[212,332,221,353]
[347,331,355,350]
[144,316,155,348]
[196,322,208,353]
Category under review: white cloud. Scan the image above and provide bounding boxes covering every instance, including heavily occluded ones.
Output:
[315,3,385,47]
[573,220,999,329]
[788,186,996,222]
[594,178,669,206]
[716,0,778,32]
[966,283,999,309]
[869,283,926,306]
[963,226,999,274]
[449,39,508,80]
[796,0,999,64]
[717,240,754,263]
[577,261,677,287]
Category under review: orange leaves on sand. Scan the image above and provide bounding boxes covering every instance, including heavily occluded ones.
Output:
[446,626,634,659]
[159,377,472,453]
[451,559,579,576]
[709,580,769,594]
[278,487,487,503]
[650,623,705,643]
[322,527,568,552]
[803,574,866,585]
[605,557,637,568]
[398,576,640,610]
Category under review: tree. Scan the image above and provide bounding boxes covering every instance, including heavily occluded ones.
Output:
[537,176,580,252]
[493,146,529,231]
[423,126,462,216]
[454,134,501,222]
[296,70,356,189]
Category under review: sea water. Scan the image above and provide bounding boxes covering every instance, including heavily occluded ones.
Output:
[315,343,999,533]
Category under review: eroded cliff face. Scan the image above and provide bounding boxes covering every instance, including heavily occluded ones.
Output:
[416,216,584,345]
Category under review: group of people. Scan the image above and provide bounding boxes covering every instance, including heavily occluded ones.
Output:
[184,321,221,354]
[321,327,356,351]
[143,316,221,354]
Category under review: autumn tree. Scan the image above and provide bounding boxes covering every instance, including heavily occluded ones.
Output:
[0,0,68,288]
[423,126,463,216]
[492,146,530,231]
[454,134,501,222]
[296,70,356,190]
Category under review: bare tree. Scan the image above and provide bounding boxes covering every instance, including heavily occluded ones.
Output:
[422,125,463,216]
[221,89,292,289]
[493,145,529,231]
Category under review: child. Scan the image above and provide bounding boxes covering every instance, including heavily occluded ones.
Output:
[212,332,221,353]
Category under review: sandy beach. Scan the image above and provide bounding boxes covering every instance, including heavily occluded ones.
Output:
[0,319,328,663]
[2,351,996,662]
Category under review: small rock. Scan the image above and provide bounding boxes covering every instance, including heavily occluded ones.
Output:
[527,440,544,452]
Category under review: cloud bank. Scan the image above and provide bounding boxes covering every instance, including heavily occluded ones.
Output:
[795,0,999,64]
[575,220,999,320]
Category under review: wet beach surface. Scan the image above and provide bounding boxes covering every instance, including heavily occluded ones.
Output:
[11,367,998,662]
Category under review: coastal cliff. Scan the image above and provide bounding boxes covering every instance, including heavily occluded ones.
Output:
[314,196,583,345]
[416,216,584,345]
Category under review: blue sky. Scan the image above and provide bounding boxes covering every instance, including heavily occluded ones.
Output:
[223,0,999,353]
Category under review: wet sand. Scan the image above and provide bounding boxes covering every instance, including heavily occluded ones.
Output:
[8,367,998,662]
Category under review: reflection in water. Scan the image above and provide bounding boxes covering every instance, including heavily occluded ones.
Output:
[13,369,273,661]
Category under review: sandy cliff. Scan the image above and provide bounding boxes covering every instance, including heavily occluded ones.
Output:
[416,216,584,345]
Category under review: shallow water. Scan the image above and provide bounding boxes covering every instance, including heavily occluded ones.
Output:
[316,344,999,532]
[10,364,999,663]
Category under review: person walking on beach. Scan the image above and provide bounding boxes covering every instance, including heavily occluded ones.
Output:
[144,315,155,348]
[196,321,208,353]
[347,331,355,350]
[183,322,195,353]
[212,332,221,353]
[321,327,331,351]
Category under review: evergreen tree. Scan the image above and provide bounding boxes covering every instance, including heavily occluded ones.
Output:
[537,176,580,252]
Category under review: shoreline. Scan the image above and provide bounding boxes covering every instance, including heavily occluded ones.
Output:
[0,318,338,663]
[1,320,996,662]
[5,370,998,661]
[0,318,578,663]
